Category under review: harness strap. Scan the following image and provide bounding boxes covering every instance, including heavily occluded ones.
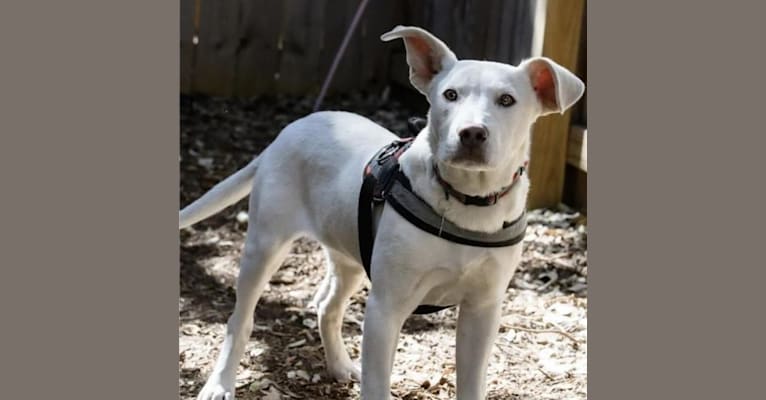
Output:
[357,138,527,316]
[357,172,377,282]
[358,140,450,315]
[388,170,527,247]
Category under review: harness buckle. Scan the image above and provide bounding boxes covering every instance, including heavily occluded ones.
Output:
[376,142,400,165]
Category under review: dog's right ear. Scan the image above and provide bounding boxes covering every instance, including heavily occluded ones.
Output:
[521,57,585,116]
[381,26,457,95]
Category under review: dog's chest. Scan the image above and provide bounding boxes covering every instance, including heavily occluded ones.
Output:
[418,242,521,305]
[377,207,523,306]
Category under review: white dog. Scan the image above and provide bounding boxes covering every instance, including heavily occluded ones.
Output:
[180,26,584,400]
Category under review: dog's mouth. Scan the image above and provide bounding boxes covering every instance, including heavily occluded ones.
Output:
[444,148,491,170]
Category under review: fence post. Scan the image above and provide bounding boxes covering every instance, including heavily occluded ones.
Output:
[527,0,585,209]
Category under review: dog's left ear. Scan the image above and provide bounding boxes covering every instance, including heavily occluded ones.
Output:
[381,26,458,95]
[521,57,585,116]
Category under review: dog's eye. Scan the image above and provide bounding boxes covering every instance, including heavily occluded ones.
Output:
[498,94,516,107]
[443,89,458,102]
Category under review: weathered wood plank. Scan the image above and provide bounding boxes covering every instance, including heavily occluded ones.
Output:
[276,0,326,94]
[563,164,587,213]
[484,0,535,64]
[335,0,366,92]
[319,0,352,93]
[388,0,425,90]
[427,0,455,53]
[459,0,492,60]
[193,0,240,96]
[573,2,587,125]
[530,0,546,57]
[405,0,429,26]
[484,0,502,61]
[527,0,585,209]
[187,0,551,99]
[567,125,587,172]
[306,0,327,93]
[359,0,399,91]
[180,0,196,93]
[388,45,410,91]
[507,0,535,64]
[234,0,285,96]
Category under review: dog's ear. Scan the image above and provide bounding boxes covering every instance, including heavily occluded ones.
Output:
[522,57,585,116]
[381,26,457,94]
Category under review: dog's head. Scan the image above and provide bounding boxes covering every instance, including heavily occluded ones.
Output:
[381,26,585,171]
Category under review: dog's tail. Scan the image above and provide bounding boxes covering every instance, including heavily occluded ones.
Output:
[179,157,260,229]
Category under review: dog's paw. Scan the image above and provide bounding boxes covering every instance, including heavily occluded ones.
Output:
[197,379,235,400]
[328,361,361,383]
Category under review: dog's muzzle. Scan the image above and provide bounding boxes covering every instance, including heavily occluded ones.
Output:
[448,125,490,166]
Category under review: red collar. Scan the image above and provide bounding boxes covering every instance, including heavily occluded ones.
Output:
[433,161,529,206]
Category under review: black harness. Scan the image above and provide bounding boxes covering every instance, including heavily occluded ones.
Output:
[357,130,528,315]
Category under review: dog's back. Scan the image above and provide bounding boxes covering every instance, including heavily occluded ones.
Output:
[180,110,396,259]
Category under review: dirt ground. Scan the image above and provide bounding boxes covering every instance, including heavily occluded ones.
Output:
[179,92,587,400]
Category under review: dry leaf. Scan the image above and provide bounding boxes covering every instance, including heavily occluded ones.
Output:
[261,386,281,400]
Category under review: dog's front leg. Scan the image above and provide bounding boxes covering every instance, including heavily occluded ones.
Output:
[456,300,503,400]
[360,288,422,400]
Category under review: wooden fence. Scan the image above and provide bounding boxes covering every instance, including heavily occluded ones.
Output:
[529,0,586,210]
[181,0,587,211]
[180,0,536,96]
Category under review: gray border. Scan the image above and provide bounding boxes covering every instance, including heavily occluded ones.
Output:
[590,1,766,399]
[0,1,178,398]
[2,1,765,399]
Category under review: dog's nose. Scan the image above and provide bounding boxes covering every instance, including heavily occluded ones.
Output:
[459,125,488,148]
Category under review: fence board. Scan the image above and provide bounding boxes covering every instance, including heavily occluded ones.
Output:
[276,0,325,94]
[348,0,367,91]
[388,0,426,90]
[193,0,240,96]
[427,0,454,52]
[319,0,350,93]
[484,0,534,64]
[527,0,585,209]
[183,0,544,97]
[359,0,401,90]
[507,0,535,64]
[234,0,284,96]
[180,0,196,93]
[460,0,492,60]
[563,164,587,213]
[574,3,587,125]
[336,0,365,92]
[484,0,502,61]
[358,14,375,89]
[567,125,587,172]
[306,0,327,92]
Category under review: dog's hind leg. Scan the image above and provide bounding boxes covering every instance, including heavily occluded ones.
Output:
[197,226,295,400]
[316,249,365,382]
[309,250,333,310]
